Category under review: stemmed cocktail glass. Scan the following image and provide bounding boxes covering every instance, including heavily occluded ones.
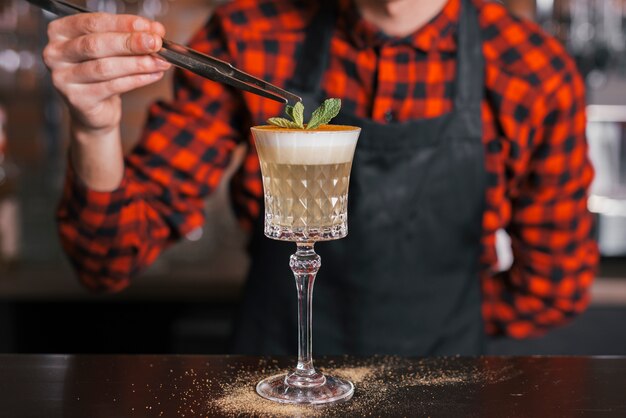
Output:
[251,124,360,404]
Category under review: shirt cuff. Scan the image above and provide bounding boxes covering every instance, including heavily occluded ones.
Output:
[57,160,129,236]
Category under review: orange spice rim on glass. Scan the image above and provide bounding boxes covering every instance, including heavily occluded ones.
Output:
[251,125,361,242]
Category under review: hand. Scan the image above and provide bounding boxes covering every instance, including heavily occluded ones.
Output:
[43,13,172,191]
[43,13,171,134]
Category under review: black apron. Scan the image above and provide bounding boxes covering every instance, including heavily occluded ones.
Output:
[233,0,486,356]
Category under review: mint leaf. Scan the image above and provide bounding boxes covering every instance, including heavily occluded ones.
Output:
[284,102,304,128]
[306,98,341,130]
[267,117,301,129]
[292,102,304,128]
[285,105,295,121]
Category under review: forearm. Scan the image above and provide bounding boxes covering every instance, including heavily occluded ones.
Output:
[70,123,125,191]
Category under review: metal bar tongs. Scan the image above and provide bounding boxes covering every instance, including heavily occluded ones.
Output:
[26,0,302,104]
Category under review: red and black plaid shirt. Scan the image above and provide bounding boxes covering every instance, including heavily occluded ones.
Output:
[57,0,599,338]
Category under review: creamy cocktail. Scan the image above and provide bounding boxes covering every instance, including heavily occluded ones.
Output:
[252,125,360,241]
[252,99,360,405]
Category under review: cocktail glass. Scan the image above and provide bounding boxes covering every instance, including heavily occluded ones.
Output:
[251,124,360,404]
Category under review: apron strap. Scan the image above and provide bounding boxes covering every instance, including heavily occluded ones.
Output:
[288,0,338,94]
[455,0,484,111]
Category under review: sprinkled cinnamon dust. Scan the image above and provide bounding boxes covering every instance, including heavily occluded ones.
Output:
[125,357,519,417]
[207,357,518,417]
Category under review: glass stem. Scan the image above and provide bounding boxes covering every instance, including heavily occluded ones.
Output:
[287,242,325,387]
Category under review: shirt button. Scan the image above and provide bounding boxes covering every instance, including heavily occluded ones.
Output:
[185,227,203,241]
[384,109,395,123]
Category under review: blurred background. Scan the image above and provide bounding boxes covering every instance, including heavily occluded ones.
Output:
[0,0,625,355]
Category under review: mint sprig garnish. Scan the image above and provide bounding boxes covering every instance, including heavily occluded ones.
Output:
[267,98,341,130]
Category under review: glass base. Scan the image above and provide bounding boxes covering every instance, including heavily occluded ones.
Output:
[256,373,354,405]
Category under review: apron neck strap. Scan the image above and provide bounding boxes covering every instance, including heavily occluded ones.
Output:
[455,0,483,110]
[288,0,338,94]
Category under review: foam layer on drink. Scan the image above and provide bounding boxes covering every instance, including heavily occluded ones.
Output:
[252,126,359,165]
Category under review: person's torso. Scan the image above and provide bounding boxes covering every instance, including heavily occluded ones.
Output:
[231,0,486,356]
[208,0,578,280]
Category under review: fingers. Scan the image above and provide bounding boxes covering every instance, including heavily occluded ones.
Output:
[47,13,163,40]
[44,14,166,68]
[87,72,166,101]
[60,56,171,83]
[60,31,163,62]
[64,72,166,110]
[151,21,166,38]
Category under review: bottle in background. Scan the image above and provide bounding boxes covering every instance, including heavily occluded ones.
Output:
[0,104,20,272]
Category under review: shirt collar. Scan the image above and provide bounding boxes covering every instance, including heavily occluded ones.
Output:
[339,0,460,52]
